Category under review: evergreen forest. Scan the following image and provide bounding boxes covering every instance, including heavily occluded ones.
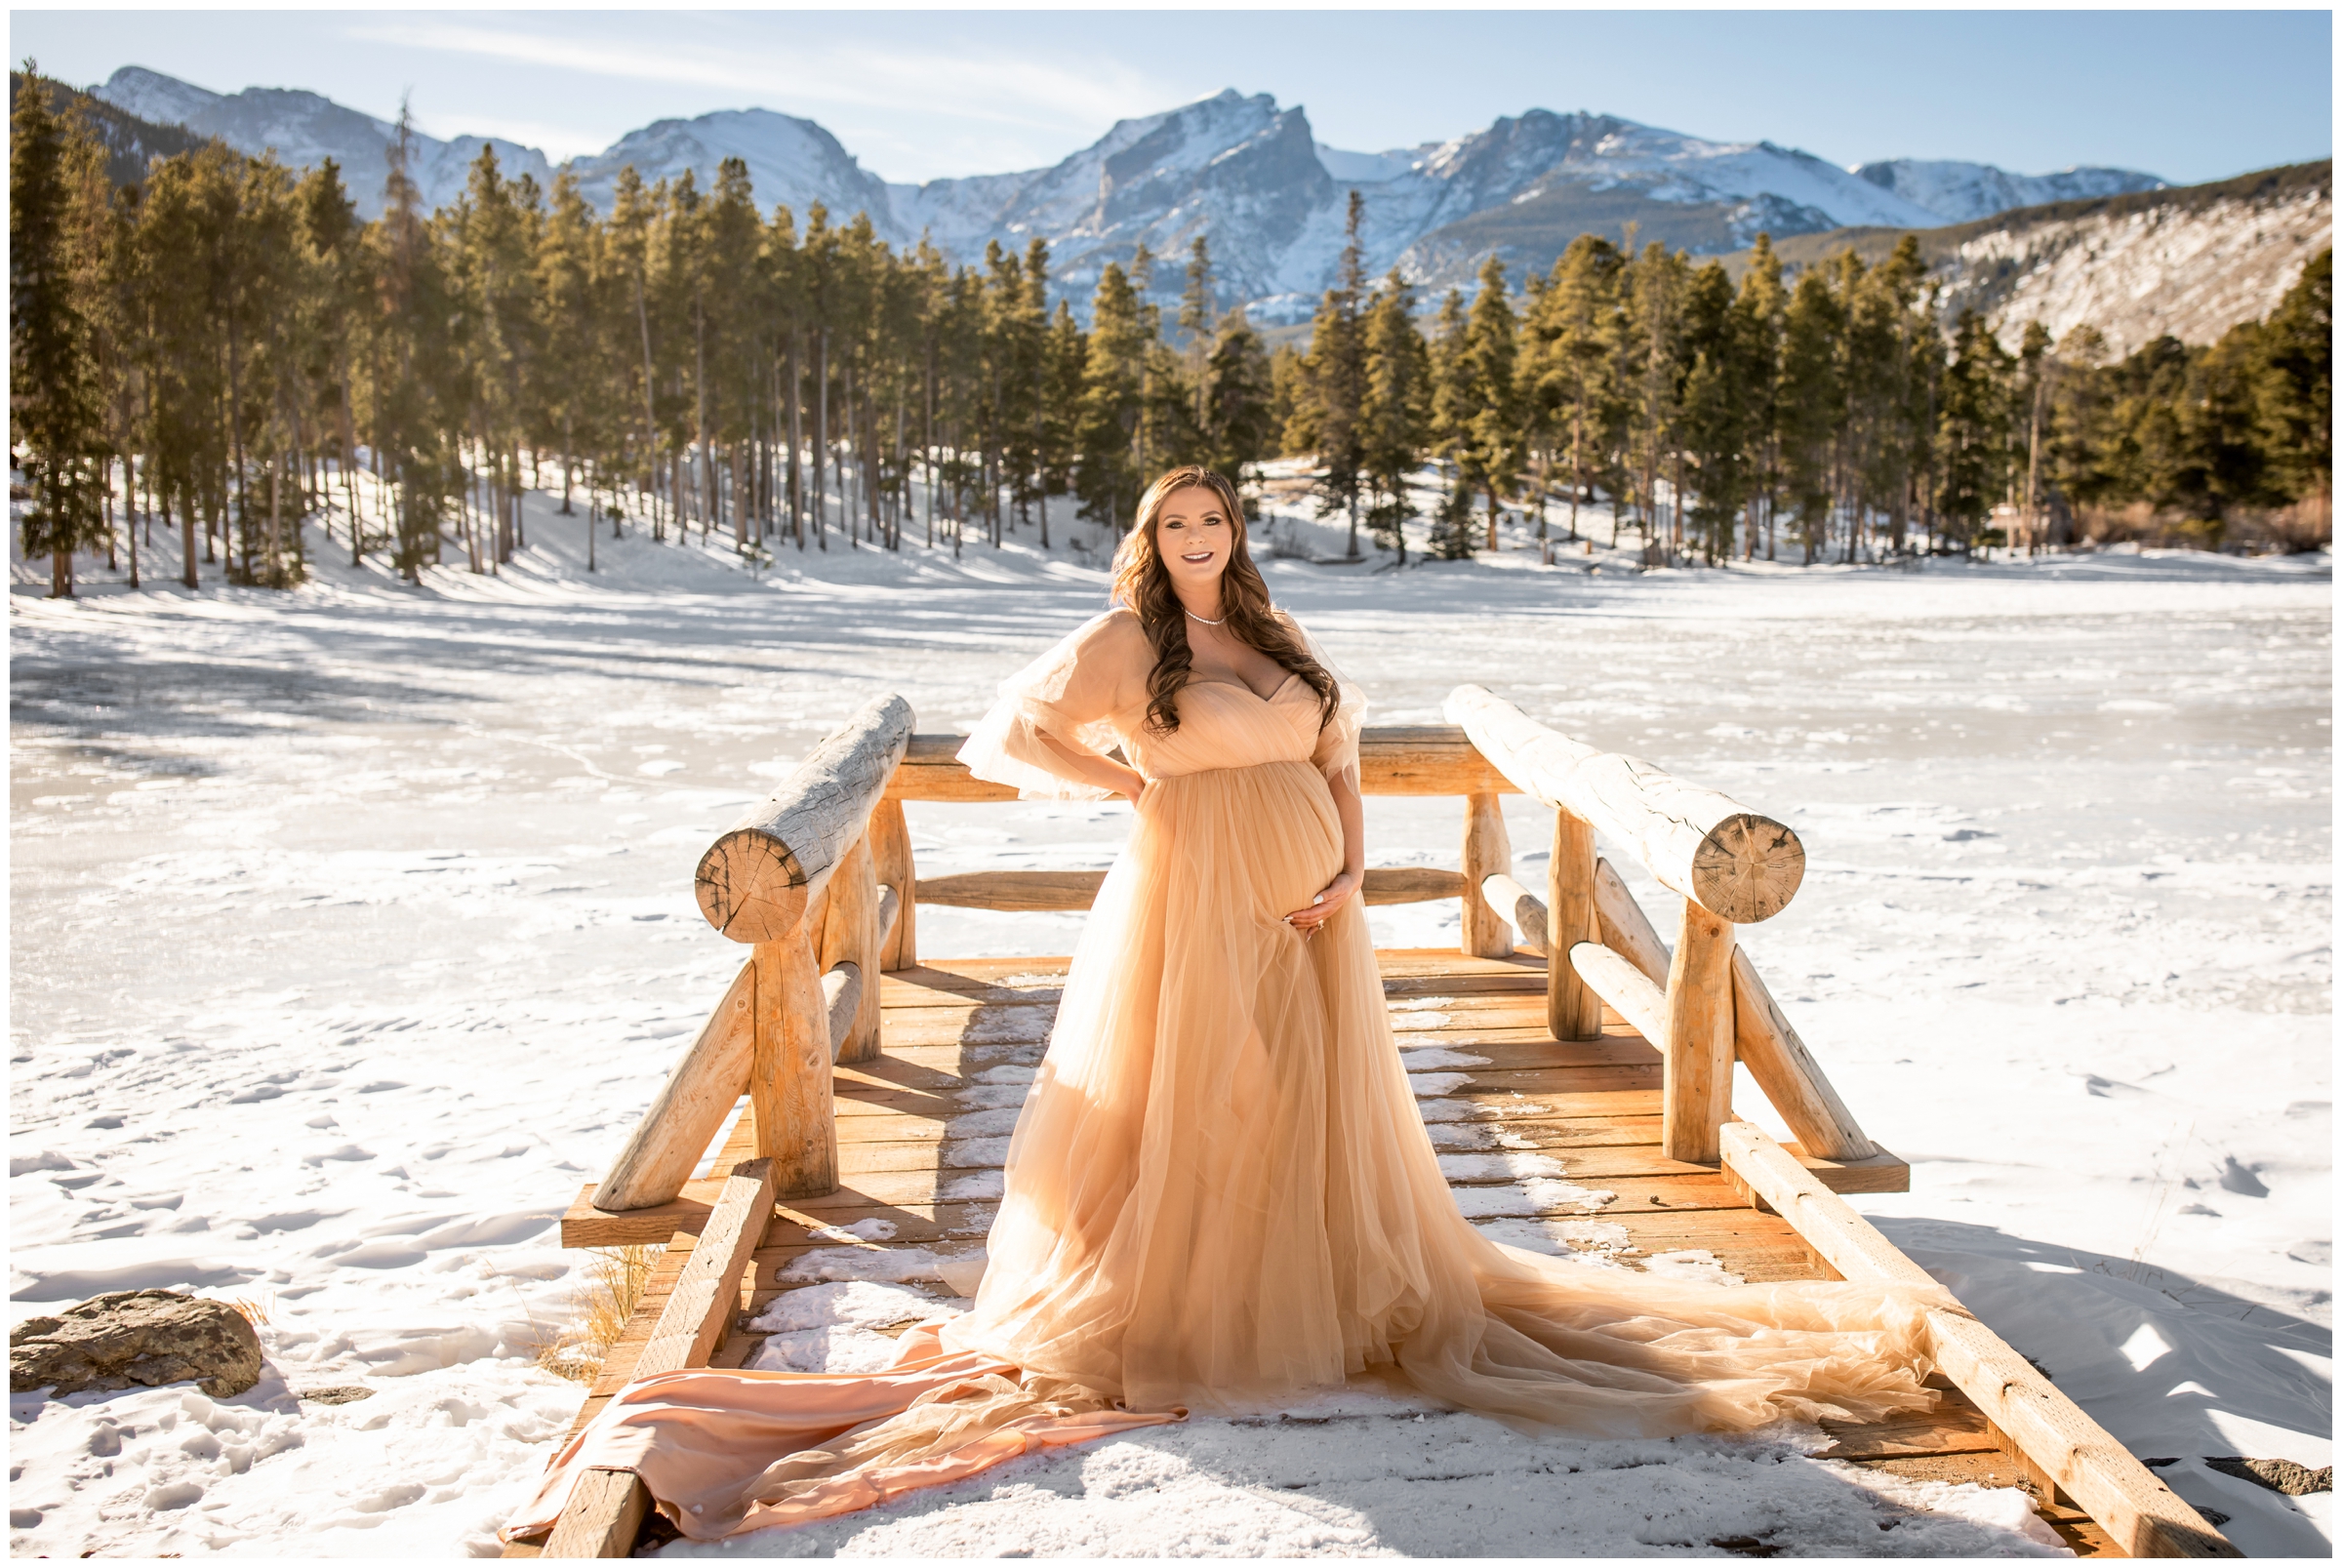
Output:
[10,68,2332,597]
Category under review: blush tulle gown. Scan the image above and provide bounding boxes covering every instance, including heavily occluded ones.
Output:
[507,609,1948,1545]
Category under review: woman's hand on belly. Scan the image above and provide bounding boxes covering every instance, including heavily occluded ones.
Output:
[1285,868,1361,937]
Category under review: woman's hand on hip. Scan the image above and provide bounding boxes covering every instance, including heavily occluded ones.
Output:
[1286,868,1361,935]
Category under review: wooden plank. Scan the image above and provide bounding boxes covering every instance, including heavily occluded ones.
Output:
[513,1232,696,1559]
[538,1161,778,1560]
[917,869,1107,911]
[887,726,1515,801]
[1720,1123,2237,1559]
[1838,1452,2123,1556]
[914,866,1469,912]
[1817,1387,2002,1460]
[537,1471,650,1560]
[629,1159,776,1379]
[1353,726,1518,796]
[565,1137,1904,1246]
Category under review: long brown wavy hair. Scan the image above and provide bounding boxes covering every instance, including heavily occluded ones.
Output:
[1110,465,1338,735]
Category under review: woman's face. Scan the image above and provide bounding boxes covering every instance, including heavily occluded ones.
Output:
[1154,486,1235,600]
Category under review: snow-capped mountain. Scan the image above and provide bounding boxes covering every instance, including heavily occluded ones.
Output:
[94,65,554,217]
[886,97,1958,319]
[888,91,1332,307]
[90,64,2183,325]
[569,109,897,232]
[1853,159,2165,223]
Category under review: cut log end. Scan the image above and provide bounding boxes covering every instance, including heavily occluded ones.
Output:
[1690,814,1805,925]
[696,830,809,945]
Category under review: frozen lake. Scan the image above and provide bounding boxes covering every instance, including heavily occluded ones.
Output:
[9,514,2330,1556]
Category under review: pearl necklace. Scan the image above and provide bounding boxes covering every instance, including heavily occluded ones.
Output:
[1185,609,1228,627]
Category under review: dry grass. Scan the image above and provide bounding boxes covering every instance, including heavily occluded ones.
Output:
[226,1293,273,1329]
[2075,496,2332,553]
[534,1245,657,1385]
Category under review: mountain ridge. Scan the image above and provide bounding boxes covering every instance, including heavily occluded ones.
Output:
[92,63,2188,321]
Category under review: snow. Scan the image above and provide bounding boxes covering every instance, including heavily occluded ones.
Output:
[93,64,2167,326]
[93,67,557,221]
[1946,181,2333,355]
[1851,160,2166,224]
[8,469,2329,1556]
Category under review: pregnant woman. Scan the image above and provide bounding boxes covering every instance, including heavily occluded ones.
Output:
[509,466,1948,1545]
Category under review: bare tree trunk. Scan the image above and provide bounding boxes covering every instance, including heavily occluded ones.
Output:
[787,329,804,547]
[814,329,829,549]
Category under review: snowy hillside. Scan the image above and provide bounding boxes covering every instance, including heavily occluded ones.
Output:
[92,64,554,219]
[1958,175,2342,355]
[1853,158,2166,223]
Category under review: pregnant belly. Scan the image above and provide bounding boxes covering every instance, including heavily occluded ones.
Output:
[1140,761,1342,920]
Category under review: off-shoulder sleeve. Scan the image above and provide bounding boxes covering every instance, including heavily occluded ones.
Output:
[1291,614,1366,793]
[957,611,1149,800]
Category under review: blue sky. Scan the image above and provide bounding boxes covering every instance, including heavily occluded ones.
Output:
[11,9,2331,185]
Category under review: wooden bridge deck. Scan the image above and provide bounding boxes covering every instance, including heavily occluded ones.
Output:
[528,947,2121,1558]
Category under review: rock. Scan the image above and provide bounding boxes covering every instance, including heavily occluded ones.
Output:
[2205,1456,2332,1497]
[294,1385,375,1405]
[9,1289,262,1399]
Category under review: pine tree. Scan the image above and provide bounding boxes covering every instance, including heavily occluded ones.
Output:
[1776,268,1842,563]
[11,64,111,596]
[1075,261,1145,530]
[2252,247,2331,506]
[1731,234,1787,559]
[1526,234,1624,543]
[1676,260,1750,563]
[1289,190,1369,556]
[1935,308,2014,552]
[1461,255,1521,549]
[1360,269,1430,561]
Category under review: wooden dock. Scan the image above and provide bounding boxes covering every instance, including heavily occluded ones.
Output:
[510,691,2239,1558]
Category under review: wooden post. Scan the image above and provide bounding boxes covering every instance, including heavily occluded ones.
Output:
[1460,792,1514,959]
[868,797,916,971]
[751,928,834,1197]
[817,833,883,1064]
[593,960,756,1212]
[1662,902,1735,1163]
[1547,809,1599,1040]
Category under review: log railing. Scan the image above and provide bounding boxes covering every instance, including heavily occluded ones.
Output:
[591,684,1878,1218]
[1445,685,1874,1165]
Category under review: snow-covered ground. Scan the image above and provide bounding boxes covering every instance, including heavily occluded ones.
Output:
[9,476,2330,1556]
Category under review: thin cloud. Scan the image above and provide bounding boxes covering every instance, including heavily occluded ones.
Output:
[345,18,1170,144]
